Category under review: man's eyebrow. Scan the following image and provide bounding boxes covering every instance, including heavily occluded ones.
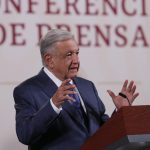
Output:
[65,48,79,52]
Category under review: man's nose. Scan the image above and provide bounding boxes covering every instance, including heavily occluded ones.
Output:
[72,53,79,63]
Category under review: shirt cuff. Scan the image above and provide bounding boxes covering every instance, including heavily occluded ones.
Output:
[50,98,62,114]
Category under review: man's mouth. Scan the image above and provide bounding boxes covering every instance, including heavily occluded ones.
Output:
[69,67,78,71]
[68,62,80,73]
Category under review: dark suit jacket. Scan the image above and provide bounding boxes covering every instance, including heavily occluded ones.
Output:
[13,69,109,150]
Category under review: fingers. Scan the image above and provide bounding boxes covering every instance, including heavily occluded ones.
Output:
[107,90,116,100]
[131,93,139,103]
[63,95,76,102]
[63,90,77,96]
[121,80,139,105]
[107,90,123,109]
[60,79,75,90]
[127,80,134,92]
[121,80,128,92]
[61,84,75,91]
[131,85,136,94]
[61,78,71,86]
[121,80,136,94]
[52,79,77,108]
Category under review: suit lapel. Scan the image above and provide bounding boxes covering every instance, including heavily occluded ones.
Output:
[73,77,90,110]
[35,69,58,98]
[73,77,98,128]
[72,78,92,128]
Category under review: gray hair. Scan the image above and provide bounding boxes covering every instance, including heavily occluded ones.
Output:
[39,29,74,66]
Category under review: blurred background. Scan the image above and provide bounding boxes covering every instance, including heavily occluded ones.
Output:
[0,0,150,149]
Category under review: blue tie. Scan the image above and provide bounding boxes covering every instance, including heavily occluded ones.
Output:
[68,83,88,127]
[67,82,81,108]
[69,89,81,108]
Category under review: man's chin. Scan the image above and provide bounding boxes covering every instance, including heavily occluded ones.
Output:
[67,73,78,79]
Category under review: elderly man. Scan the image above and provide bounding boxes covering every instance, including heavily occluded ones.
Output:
[13,29,139,150]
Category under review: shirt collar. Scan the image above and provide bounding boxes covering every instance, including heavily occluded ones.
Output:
[43,67,62,87]
[43,67,73,86]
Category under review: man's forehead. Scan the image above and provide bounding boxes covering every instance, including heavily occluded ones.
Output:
[57,45,79,53]
[64,48,79,52]
[54,40,78,53]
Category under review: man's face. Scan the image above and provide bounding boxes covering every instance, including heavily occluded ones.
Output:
[48,39,80,81]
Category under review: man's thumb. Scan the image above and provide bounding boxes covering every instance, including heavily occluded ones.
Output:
[107,90,116,99]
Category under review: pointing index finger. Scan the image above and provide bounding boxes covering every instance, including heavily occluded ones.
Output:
[61,79,71,86]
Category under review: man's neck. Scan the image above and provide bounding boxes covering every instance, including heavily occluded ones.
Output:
[43,67,62,87]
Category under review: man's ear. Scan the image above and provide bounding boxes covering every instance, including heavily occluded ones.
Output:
[43,53,54,69]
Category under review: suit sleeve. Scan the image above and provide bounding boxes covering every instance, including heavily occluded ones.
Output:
[91,82,109,124]
[13,85,59,145]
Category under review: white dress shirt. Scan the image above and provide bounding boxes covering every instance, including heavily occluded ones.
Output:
[43,67,86,114]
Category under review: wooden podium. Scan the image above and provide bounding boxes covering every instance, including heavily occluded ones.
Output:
[80,105,150,150]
